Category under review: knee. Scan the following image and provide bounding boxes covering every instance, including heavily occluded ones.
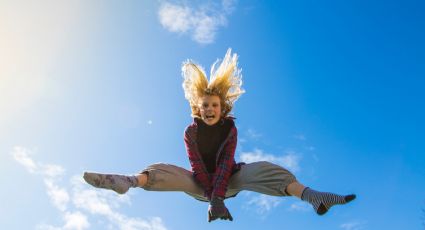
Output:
[138,163,167,188]
[142,163,169,174]
[149,162,166,167]
[146,162,173,170]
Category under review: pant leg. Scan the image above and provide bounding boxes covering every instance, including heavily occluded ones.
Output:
[225,161,297,198]
[139,161,297,202]
[140,163,208,201]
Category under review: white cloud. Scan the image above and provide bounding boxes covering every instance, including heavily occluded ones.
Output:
[44,179,70,212]
[246,129,262,140]
[287,201,310,212]
[63,212,90,230]
[247,194,282,214]
[158,0,236,44]
[43,164,66,178]
[239,148,303,215]
[12,146,168,230]
[242,192,282,216]
[222,0,236,14]
[36,212,90,230]
[340,221,367,230]
[73,188,113,216]
[37,224,61,230]
[240,149,301,173]
[158,3,191,33]
[12,146,38,173]
[240,149,276,163]
[12,146,65,178]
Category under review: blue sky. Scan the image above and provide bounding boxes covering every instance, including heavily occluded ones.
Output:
[1,0,424,229]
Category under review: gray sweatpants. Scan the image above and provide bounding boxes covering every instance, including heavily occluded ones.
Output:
[140,161,297,202]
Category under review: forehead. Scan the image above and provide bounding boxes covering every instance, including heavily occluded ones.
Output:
[199,95,221,104]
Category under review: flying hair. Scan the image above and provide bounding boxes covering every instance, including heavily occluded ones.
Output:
[182,48,245,118]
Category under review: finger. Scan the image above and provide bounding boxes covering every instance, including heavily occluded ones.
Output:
[228,211,233,221]
[209,214,218,222]
[222,213,230,220]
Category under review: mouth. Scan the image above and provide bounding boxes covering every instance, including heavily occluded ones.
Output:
[205,115,216,120]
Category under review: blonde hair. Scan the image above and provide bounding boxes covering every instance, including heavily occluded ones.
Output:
[182,48,245,118]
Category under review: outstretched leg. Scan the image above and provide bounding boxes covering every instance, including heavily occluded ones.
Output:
[286,182,356,215]
[227,161,356,215]
[83,163,205,200]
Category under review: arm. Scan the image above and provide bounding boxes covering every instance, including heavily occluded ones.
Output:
[208,125,237,222]
[184,127,213,197]
[211,126,238,199]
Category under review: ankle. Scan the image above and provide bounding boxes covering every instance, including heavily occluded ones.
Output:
[300,187,310,200]
[137,172,148,187]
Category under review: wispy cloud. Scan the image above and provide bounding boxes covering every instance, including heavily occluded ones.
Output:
[71,176,166,230]
[248,195,281,213]
[62,212,90,230]
[44,179,70,212]
[240,148,301,173]
[243,193,282,215]
[239,148,303,215]
[12,146,167,230]
[340,221,367,230]
[158,0,236,44]
[13,146,66,177]
[12,146,39,173]
[246,128,262,140]
[36,212,90,230]
[287,201,310,212]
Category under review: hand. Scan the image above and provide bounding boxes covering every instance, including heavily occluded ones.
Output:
[208,197,233,222]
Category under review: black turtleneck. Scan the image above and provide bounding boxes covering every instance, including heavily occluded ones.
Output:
[196,118,233,173]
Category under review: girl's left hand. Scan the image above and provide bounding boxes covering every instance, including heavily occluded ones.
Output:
[208,197,233,222]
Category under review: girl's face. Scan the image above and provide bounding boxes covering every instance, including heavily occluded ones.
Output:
[198,95,222,126]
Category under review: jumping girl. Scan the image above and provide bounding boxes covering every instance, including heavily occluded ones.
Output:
[83,49,356,222]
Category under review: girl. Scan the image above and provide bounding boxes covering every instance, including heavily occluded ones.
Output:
[83,49,356,222]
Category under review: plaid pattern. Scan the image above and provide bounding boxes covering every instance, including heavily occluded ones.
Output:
[184,118,241,200]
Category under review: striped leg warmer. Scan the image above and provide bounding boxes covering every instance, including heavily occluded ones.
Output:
[301,187,356,215]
